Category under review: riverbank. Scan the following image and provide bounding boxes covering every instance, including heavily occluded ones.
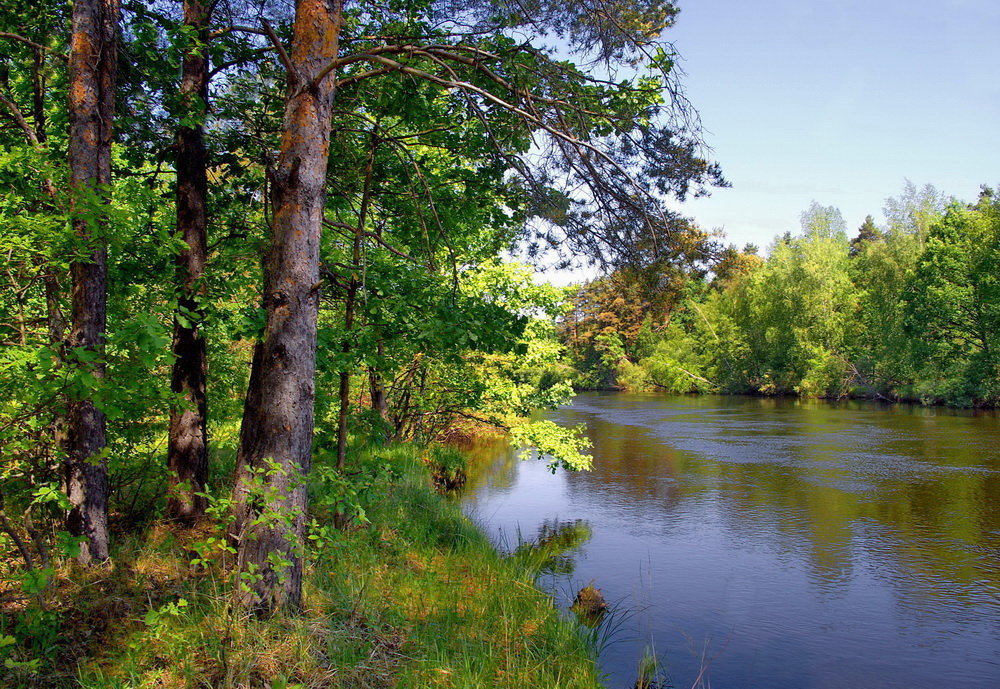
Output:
[572,384,1000,410]
[2,444,602,688]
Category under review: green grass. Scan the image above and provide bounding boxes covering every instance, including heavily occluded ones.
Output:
[8,443,601,688]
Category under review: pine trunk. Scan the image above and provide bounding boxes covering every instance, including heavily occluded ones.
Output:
[167,0,211,522]
[232,0,342,614]
[65,0,118,564]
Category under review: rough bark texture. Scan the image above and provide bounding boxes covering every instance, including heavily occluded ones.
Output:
[65,0,118,564]
[167,0,211,522]
[232,0,342,614]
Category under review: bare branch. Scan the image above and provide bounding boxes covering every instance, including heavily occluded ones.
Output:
[260,19,296,79]
[0,32,68,61]
[0,91,41,146]
[0,511,35,570]
[208,47,276,78]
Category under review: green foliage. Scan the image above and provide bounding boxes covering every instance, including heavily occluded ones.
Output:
[559,230,719,389]
[2,0,717,681]
[318,258,577,444]
[510,420,593,472]
[560,185,998,408]
[636,324,718,393]
[668,220,860,397]
[902,191,1000,405]
[309,444,401,531]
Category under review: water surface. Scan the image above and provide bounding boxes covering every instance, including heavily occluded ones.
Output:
[462,393,1000,689]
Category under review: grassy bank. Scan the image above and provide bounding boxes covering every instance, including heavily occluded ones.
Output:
[2,444,602,688]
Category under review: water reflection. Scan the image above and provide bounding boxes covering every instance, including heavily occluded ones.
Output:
[463,393,1000,689]
[510,519,593,576]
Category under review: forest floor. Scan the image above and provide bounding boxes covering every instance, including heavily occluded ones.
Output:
[2,443,602,689]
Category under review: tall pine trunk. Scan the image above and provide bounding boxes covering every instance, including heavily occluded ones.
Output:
[65,0,118,564]
[232,0,341,614]
[167,0,211,522]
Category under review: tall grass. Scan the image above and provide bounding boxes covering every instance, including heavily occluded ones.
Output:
[48,442,603,689]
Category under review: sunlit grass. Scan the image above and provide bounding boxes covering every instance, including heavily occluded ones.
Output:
[56,443,601,689]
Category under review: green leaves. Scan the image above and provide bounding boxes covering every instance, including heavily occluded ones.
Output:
[31,484,72,512]
[902,193,1000,404]
[510,421,593,473]
[561,186,999,407]
[143,597,188,629]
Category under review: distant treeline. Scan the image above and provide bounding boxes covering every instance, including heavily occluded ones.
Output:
[559,183,1000,408]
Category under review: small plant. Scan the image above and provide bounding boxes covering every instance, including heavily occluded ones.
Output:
[1,633,41,675]
[633,645,669,689]
[427,445,468,491]
[308,445,397,532]
[142,597,188,629]
[0,486,91,678]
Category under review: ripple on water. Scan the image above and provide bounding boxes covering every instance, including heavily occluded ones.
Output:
[470,394,1000,689]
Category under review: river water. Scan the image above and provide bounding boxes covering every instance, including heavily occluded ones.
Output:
[461,393,1000,689]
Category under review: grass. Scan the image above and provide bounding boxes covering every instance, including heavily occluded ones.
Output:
[2,442,602,688]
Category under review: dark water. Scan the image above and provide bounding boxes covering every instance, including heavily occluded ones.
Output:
[461,393,1000,689]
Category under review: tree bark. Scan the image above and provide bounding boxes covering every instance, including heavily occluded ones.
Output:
[167,0,211,522]
[65,0,118,564]
[368,341,388,432]
[232,0,342,615]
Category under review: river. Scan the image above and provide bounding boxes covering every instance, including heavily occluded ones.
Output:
[461,393,1000,689]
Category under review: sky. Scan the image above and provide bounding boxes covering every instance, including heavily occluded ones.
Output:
[663,0,1000,251]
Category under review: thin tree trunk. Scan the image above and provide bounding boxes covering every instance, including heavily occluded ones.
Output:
[368,341,388,431]
[232,0,342,615]
[45,275,67,458]
[336,132,377,470]
[32,48,46,141]
[335,280,356,470]
[3,43,68,482]
[65,0,118,564]
[167,0,211,522]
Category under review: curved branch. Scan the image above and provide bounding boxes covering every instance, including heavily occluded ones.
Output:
[260,19,296,80]
[0,32,68,61]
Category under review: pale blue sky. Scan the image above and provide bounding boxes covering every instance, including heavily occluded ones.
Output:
[669,0,1000,249]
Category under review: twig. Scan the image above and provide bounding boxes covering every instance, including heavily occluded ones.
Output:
[0,32,68,61]
[0,511,35,571]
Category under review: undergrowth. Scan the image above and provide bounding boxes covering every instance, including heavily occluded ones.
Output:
[2,443,601,688]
